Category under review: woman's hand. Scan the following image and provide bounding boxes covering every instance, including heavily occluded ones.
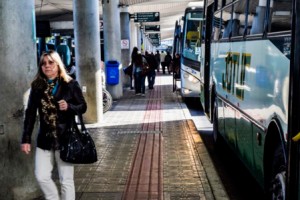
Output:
[21,143,31,154]
[58,100,68,111]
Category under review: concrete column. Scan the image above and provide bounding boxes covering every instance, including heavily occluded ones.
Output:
[130,20,138,51]
[0,0,39,199]
[73,0,102,123]
[149,39,152,52]
[146,38,150,52]
[144,36,148,52]
[137,24,142,51]
[102,0,123,99]
[141,30,145,54]
[120,7,131,88]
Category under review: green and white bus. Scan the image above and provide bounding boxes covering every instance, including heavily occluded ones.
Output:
[198,0,300,198]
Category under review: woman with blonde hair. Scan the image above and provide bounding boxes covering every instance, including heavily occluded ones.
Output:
[21,50,87,200]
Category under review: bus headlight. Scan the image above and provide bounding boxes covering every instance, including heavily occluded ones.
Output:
[182,88,192,94]
[184,72,199,83]
[188,75,199,83]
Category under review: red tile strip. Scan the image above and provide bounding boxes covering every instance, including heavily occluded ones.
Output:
[122,79,163,200]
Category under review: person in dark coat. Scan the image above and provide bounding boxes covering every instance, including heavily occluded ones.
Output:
[172,53,181,78]
[132,52,148,96]
[128,47,139,89]
[144,51,157,89]
[154,50,161,72]
[164,51,172,74]
[21,50,87,200]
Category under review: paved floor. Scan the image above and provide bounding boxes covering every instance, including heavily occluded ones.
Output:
[74,73,229,200]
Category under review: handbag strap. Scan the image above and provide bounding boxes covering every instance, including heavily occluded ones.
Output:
[76,113,87,132]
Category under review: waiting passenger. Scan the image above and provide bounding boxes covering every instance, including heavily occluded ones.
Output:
[21,50,87,200]
[132,52,148,96]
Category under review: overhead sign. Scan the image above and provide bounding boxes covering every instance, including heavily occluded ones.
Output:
[144,25,160,32]
[148,33,160,40]
[151,40,161,46]
[133,12,160,22]
[148,33,161,46]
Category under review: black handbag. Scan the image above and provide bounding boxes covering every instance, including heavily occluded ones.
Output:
[123,64,133,76]
[60,114,98,164]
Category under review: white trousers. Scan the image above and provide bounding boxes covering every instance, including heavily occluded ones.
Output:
[35,148,75,200]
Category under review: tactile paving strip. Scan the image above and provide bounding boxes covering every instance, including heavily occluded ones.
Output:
[72,75,224,200]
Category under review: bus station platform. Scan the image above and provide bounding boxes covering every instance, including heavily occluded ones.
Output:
[74,73,229,200]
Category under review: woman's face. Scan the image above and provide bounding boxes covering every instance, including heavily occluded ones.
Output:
[41,55,59,80]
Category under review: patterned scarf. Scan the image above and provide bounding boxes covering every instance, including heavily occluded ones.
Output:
[41,78,59,138]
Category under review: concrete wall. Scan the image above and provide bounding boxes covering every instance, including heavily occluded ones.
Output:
[0,0,40,199]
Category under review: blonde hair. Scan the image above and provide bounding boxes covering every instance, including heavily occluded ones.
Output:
[32,50,72,89]
[39,50,72,83]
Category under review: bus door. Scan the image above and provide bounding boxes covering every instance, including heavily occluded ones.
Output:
[287,0,300,199]
[202,2,214,121]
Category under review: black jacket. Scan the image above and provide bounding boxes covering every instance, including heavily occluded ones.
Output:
[21,79,87,150]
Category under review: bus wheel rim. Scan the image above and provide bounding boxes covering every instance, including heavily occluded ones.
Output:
[272,171,286,200]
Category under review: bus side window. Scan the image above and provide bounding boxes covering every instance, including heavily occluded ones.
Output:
[213,11,222,41]
[222,19,240,38]
[270,1,291,32]
[232,2,244,37]
[250,1,267,34]
[221,5,232,38]
[243,0,258,36]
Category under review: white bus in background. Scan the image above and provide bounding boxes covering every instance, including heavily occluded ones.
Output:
[180,1,204,100]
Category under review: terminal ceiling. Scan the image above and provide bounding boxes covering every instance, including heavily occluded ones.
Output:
[35,0,202,40]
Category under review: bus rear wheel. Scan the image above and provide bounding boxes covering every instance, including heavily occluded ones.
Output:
[269,144,286,200]
[271,171,286,200]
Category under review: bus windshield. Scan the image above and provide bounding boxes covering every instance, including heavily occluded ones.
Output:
[182,11,204,62]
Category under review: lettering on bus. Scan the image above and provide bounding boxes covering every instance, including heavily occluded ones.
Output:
[222,52,251,100]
